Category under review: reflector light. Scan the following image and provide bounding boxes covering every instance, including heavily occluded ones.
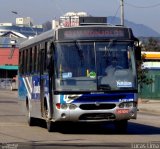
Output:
[56,103,61,109]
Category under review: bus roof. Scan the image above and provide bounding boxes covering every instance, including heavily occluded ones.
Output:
[19,29,55,49]
[20,25,135,49]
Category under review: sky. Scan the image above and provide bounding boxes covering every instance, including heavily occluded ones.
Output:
[0,0,160,34]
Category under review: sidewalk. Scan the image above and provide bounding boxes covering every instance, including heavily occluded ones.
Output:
[0,89,18,98]
[138,99,160,115]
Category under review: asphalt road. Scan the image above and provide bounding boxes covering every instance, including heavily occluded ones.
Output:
[0,90,160,149]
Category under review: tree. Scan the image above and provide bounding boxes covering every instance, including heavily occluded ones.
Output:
[42,21,52,32]
[137,54,153,95]
[143,37,160,51]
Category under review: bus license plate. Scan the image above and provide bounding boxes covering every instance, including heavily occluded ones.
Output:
[116,109,129,114]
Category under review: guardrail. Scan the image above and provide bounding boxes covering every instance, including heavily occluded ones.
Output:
[0,78,18,91]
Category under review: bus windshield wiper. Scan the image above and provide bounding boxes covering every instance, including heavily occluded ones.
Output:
[104,40,116,57]
[75,41,84,66]
[75,41,84,58]
[98,84,111,91]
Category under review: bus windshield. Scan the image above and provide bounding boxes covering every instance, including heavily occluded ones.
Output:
[54,41,137,91]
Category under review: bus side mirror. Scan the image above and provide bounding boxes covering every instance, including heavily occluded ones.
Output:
[135,46,141,61]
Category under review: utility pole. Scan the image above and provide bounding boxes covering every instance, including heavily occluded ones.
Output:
[120,0,124,26]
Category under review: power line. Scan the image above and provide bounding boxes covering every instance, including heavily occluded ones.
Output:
[111,0,124,26]
[125,1,160,8]
[110,5,120,24]
[52,0,65,16]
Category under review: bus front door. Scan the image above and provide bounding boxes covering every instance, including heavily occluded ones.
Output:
[40,49,45,118]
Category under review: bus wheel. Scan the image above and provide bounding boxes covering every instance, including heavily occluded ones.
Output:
[27,109,35,126]
[26,101,35,126]
[43,99,53,132]
[114,120,128,134]
[45,111,55,132]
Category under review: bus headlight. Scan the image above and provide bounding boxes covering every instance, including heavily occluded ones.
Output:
[69,104,77,110]
[61,104,68,110]
[119,102,125,108]
[119,102,136,108]
[56,103,77,110]
[126,102,134,108]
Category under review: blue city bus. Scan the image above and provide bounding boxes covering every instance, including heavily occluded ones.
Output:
[18,24,141,132]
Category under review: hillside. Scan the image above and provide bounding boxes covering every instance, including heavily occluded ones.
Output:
[107,16,160,37]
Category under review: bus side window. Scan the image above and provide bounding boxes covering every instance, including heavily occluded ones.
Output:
[29,48,32,73]
[34,46,37,73]
[19,51,22,75]
[24,49,28,74]
[27,49,29,74]
[27,48,31,74]
[22,50,24,74]
[32,47,34,73]
[36,45,40,73]
[44,42,47,72]
[23,50,25,74]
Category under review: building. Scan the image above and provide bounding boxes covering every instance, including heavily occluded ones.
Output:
[59,12,88,27]
[0,17,43,88]
[0,37,20,79]
[0,47,18,78]
[0,17,43,38]
[16,17,33,27]
[56,11,106,29]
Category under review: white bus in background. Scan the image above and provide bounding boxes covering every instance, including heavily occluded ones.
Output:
[18,16,141,133]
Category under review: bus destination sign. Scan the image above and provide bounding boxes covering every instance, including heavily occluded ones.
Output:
[58,27,132,40]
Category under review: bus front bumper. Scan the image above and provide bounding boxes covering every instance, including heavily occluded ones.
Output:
[53,107,138,122]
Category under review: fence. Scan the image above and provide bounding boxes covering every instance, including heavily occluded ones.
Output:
[0,78,18,90]
[139,69,160,100]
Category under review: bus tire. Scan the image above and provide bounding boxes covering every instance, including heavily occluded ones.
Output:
[26,99,35,126]
[47,120,54,132]
[114,120,128,134]
[27,108,35,126]
[43,98,54,132]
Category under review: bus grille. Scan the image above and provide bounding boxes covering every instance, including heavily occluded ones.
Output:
[79,103,116,110]
[79,113,116,120]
